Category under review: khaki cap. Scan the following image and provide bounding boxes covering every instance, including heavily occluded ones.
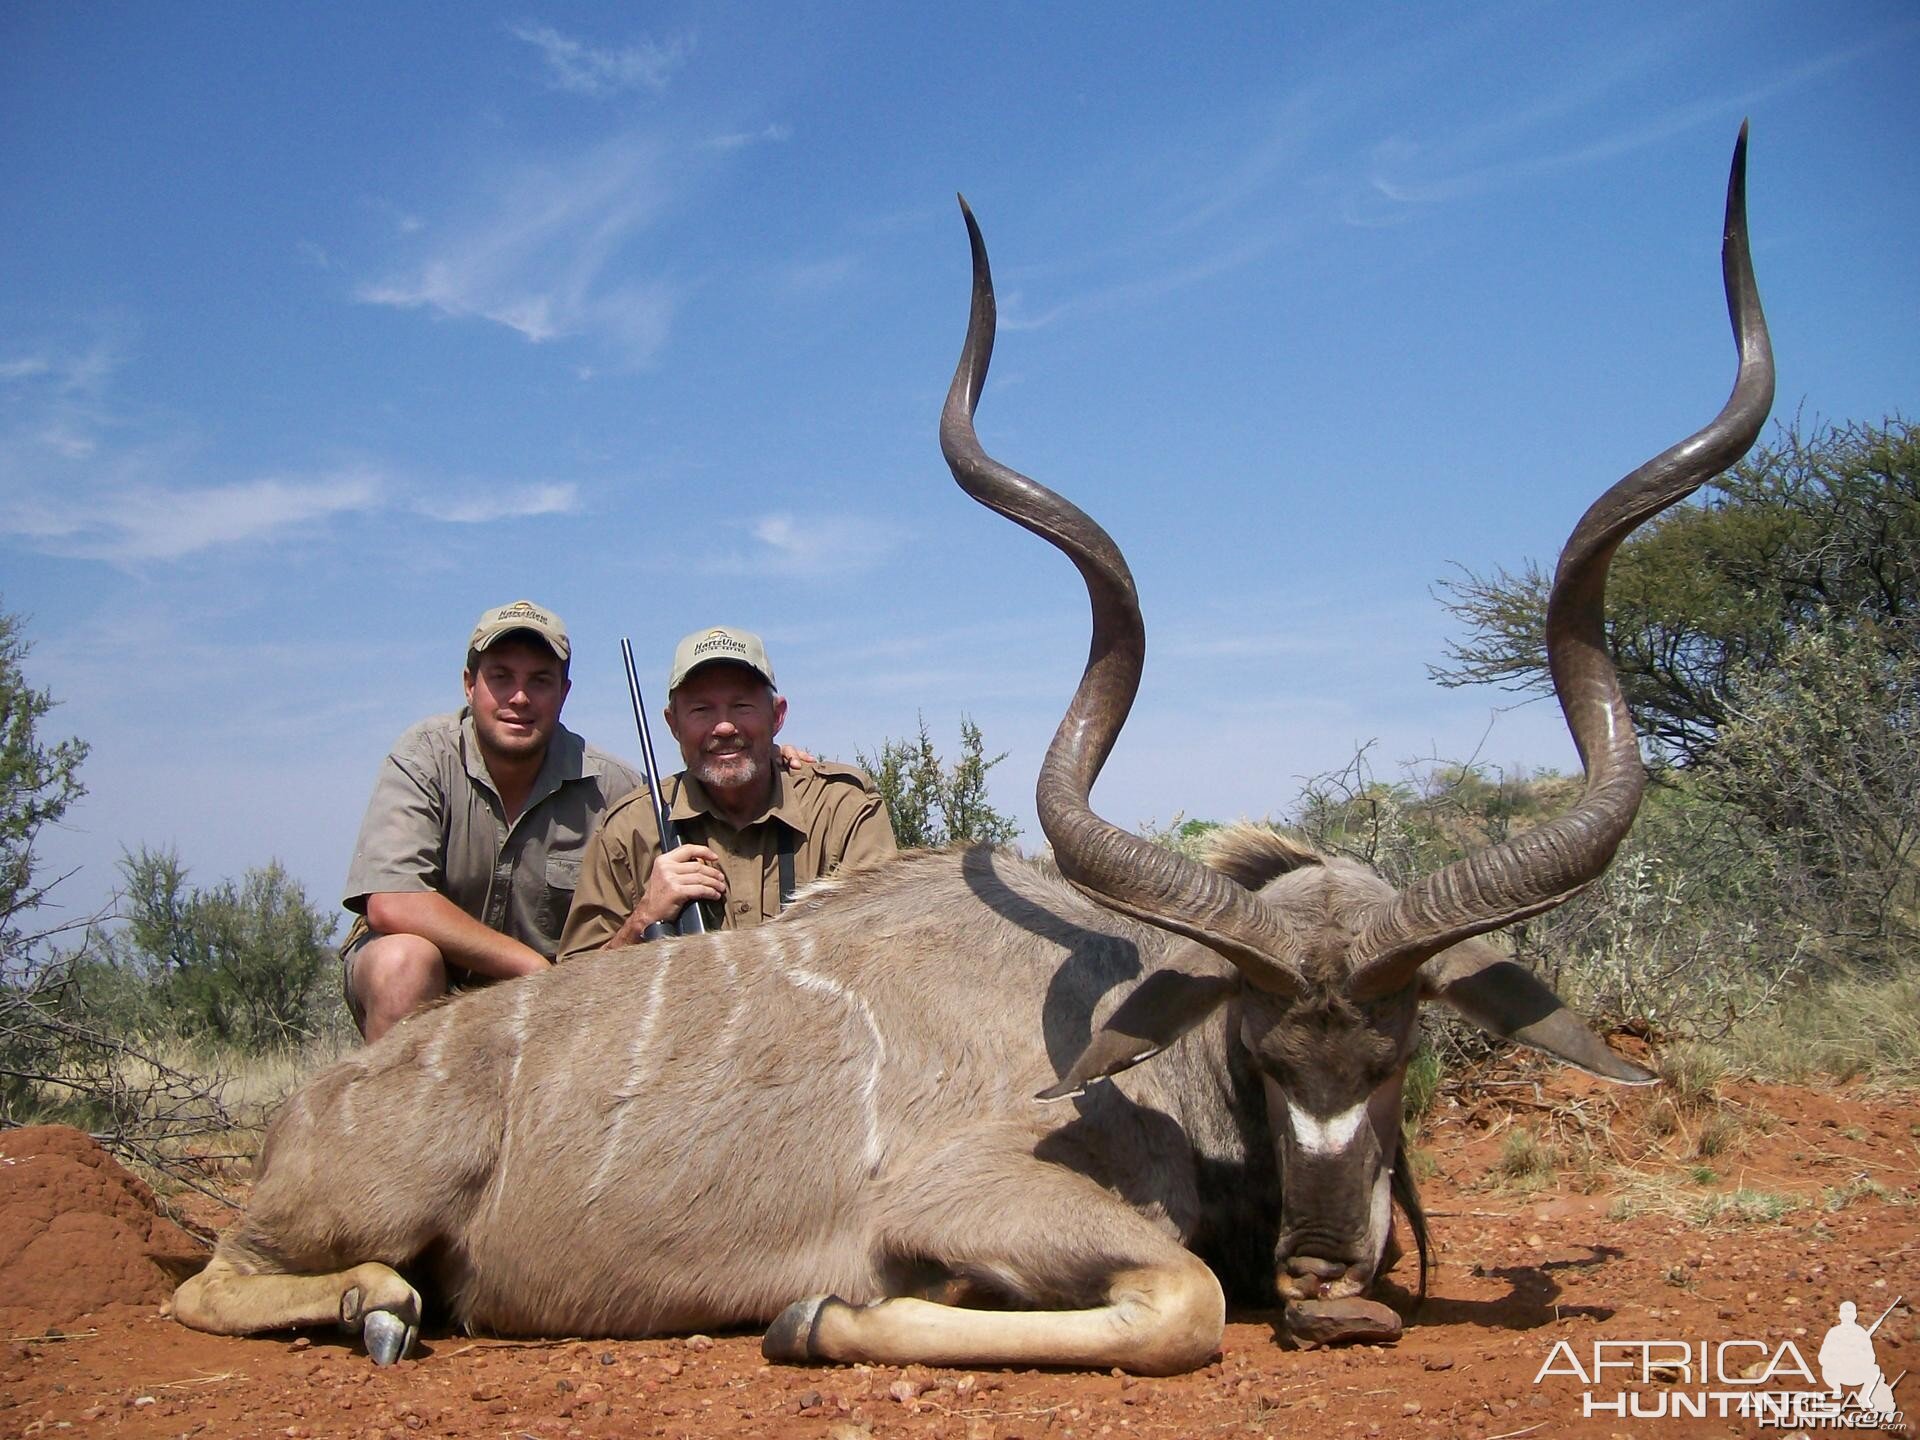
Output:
[668,626,776,693]
[469,599,571,663]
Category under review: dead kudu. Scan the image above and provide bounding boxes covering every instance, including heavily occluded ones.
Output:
[174,131,1772,1373]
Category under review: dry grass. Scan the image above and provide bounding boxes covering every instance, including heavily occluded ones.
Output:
[1655,1042,1727,1108]
[1819,1175,1907,1212]
[1496,1127,1556,1189]
[1693,1110,1742,1158]
[1715,967,1920,1085]
[1606,1175,1802,1227]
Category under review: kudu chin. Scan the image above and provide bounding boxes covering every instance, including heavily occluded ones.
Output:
[173,130,1772,1373]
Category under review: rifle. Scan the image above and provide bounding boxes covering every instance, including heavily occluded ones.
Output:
[620,638,707,937]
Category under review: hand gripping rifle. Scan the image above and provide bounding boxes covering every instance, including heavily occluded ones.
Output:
[620,638,706,937]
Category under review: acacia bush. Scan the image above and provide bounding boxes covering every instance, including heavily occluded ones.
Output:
[1286,752,1804,1045]
[1433,416,1919,766]
[1,604,343,1184]
[1277,732,1913,1076]
[110,847,347,1052]
[859,715,1020,849]
[1703,616,1918,963]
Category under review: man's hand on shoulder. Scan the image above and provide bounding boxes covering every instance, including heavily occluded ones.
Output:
[777,743,817,770]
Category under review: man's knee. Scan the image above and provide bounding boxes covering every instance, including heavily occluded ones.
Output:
[347,934,448,1039]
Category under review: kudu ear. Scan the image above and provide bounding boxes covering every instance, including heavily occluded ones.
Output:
[1037,968,1238,1102]
[1419,939,1657,1085]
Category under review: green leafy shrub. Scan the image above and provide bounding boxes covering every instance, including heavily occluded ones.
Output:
[860,715,1020,849]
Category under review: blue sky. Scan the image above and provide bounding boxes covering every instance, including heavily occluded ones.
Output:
[4,2,1916,929]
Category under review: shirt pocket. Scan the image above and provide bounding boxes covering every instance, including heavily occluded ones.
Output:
[543,852,584,934]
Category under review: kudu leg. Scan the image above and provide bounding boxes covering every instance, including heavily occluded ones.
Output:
[767,1258,1222,1376]
[172,1244,422,1364]
[765,1160,1225,1376]
[170,1012,501,1363]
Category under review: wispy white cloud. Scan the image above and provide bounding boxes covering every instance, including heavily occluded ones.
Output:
[1349,26,1900,220]
[0,336,387,564]
[414,482,579,524]
[996,289,1071,333]
[710,122,790,151]
[0,338,124,397]
[3,461,591,562]
[1361,95,1733,210]
[697,512,907,580]
[0,337,132,466]
[31,421,102,461]
[1,339,594,562]
[508,21,691,97]
[3,469,385,563]
[781,254,859,296]
[355,135,679,362]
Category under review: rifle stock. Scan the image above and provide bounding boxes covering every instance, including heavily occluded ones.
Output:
[620,638,707,936]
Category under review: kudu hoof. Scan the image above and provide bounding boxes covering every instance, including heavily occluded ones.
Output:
[363,1309,417,1365]
[763,1294,847,1362]
[340,1280,421,1365]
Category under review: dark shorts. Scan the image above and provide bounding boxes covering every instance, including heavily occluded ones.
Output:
[339,916,488,1037]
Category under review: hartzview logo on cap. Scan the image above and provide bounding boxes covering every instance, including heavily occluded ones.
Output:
[468,599,570,663]
[668,625,775,692]
[692,630,749,658]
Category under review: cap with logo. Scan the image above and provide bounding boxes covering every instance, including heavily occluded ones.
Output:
[468,600,571,664]
[668,626,776,692]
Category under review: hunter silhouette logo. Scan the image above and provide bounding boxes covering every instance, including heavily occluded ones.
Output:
[1819,1299,1904,1420]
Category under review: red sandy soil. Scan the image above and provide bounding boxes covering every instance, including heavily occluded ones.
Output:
[2,1066,1914,1440]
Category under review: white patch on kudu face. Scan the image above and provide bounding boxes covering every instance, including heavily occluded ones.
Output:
[1285,1098,1369,1157]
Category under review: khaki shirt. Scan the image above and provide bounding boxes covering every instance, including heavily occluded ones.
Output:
[343,710,643,963]
[557,760,895,958]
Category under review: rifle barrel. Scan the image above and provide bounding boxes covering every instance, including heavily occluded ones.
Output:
[619,638,706,936]
[1865,1296,1902,1336]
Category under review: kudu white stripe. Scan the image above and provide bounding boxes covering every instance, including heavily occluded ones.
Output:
[484,986,534,1223]
[587,954,677,1203]
[783,934,888,1175]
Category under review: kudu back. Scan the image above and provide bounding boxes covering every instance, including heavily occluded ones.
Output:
[173,130,1773,1374]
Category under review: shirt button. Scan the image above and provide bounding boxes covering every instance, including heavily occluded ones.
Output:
[733,901,749,915]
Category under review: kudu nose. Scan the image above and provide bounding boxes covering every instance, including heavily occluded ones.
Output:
[1285,1256,1347,1282]
[1278,1252,1375,1303]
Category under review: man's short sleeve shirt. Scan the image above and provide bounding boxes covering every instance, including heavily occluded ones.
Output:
[556,760,896,959]
[343,710,642,961]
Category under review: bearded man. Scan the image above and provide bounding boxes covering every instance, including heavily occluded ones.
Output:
[558,626,895,955]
